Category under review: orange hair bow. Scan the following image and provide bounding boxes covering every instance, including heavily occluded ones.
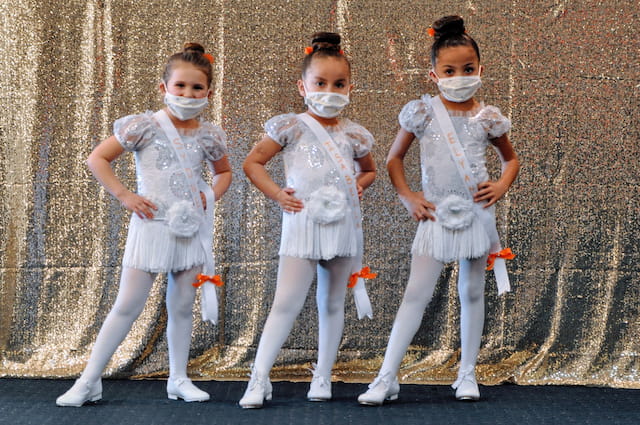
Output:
[427,27,436,37]
[304,46,345,55]
[486,248,516,271]
[203,53,215,64]
[348,266,377,288]
[192,274,224,288]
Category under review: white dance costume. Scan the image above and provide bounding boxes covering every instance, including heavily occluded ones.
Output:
[57,112,227,406]
[361,95,511,403]
[245,113,374,403]
[402,95,511,262]
[116,112,227,272]
[268,113,373,260]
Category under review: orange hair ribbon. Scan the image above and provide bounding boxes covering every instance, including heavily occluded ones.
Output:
[203,53,215,64]
[427,27,436,37]
[304,46,344,55]
[486,248,516,271]
[192,274,224,288]
[348,266,377,288]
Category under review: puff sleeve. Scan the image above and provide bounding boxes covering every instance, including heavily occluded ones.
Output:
[198,121,228,161]
[398,95,434,139]
[113,113,157,151]
[264,113,303,147]
[344,122,374,158]
[471,106,511,139]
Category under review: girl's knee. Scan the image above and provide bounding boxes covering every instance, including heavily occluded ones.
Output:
[459,281,485,304]
[110,302,144,322]
[318,299,345,317]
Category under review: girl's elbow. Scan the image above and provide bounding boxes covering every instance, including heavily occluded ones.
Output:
[86,154,97,172]
[242,160,252,177]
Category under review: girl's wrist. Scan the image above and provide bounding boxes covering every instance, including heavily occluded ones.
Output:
[269,187,283,200]
[396,188,414,198]
[113,187,130,201]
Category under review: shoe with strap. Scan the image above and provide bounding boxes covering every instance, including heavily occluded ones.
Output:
[56,378,102,407]
[307,365,331,401]
[452,367,480,401]
[239,366,272,409]
[167,377,210,402]
[357,371,399,406]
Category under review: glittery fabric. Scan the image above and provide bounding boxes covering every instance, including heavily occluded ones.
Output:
[1,1,639,389]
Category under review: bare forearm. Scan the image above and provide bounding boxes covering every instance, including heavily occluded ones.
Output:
[356,170,376,191]
[497,157,519,190]
[243,162,282,200]
[386,157,412,196]
[212,170,232,201]
[86,156,130,201]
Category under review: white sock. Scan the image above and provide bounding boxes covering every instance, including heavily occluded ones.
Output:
[80,267,156,383]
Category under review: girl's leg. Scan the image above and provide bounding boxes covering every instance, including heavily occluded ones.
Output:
[82,267,156,382]
[314,256,352,377]
[240,256,316,408]
[378,255,443,375]
[166,267,199,380]
[358,255,443,405]
[308,256,353,400]
[453,256,487,400]
[165,267,209,402]
[252,256,316,373]
[57,267,155,406]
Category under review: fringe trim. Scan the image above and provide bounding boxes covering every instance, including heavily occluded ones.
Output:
[122,216,207,273]
[411,217,490,263]
[279,209,359,260]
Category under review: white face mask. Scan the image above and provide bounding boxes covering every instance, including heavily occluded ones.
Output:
[433,71,482,103]
[163,91,208,120]
[303,84,350,118]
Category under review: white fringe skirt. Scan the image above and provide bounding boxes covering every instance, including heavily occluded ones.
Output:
[122,215,207,273]
[411,208,492,263]
[279,209,359,260]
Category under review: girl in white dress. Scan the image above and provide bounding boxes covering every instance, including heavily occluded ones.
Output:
[358,15,519,405]
[240,32,377,408]
[56,43,232,407]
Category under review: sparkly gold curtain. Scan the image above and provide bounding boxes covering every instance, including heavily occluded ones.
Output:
[1,0,638,388]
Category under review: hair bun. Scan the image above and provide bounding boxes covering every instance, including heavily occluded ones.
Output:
[310,32,341,51]
[432,15,466,40]
[183,42,205,54]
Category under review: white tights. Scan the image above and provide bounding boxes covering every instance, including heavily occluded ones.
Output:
[80,266,199,382]
[252,255,354,378]
[378,254,487,377]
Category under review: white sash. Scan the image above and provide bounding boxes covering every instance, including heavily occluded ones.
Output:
[431,97,511,294]
[154,110,220,323]
[298,113,373,319]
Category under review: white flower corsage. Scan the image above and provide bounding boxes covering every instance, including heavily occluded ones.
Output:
[435,194,475,230]
[306,185,347,224]
[166,200,202,237]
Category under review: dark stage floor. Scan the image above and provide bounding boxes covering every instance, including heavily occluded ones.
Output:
[0,378,638,425]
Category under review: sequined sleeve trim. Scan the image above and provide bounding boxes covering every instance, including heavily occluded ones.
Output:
[471,105,512,139]
[342,119,375,158]
[113,112,155,151]
[398,95,434,138]
[264,113,300,147]
[198,121,228,161]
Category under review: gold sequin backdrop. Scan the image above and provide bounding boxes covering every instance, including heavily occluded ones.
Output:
[0,0,638,388]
